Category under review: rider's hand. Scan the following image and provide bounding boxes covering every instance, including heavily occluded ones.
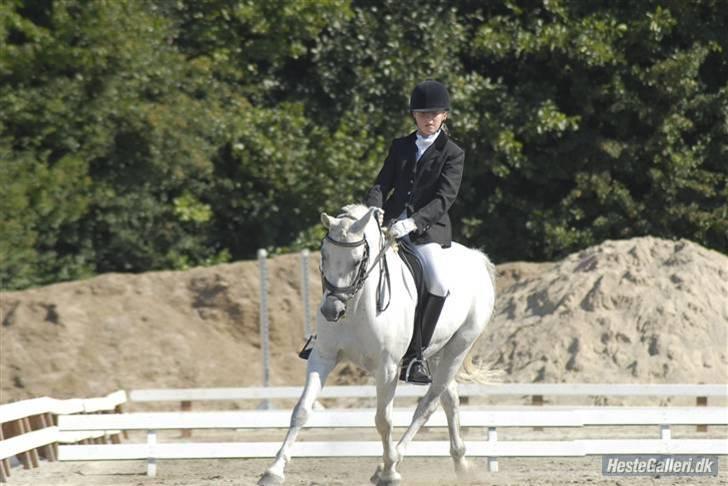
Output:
[388,218,417,239]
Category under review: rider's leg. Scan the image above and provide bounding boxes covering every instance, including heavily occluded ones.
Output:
[400,242,450,384]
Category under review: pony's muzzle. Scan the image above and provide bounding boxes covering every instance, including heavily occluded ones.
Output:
[321,294,346,322]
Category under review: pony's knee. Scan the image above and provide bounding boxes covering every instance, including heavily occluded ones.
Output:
[291,404,311,427]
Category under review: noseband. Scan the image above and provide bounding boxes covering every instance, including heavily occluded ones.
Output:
[320,216,391,314]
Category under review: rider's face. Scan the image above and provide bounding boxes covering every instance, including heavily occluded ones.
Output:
[413,111,448,137]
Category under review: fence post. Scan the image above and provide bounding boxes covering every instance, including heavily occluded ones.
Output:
[10,420,32,469]
[301,249,312,338]
[180,401,192,438]
[258,249,271,410]
[487,427,498,472]
[147,430,157,477]
[531,395,544,431]
[0,425,10,481]
[696,396,707,432]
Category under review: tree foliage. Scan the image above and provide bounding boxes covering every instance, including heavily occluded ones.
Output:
[1,0,726,290]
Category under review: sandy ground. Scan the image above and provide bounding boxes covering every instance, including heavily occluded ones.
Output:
[6,426,727,486]
[6,455,727,485]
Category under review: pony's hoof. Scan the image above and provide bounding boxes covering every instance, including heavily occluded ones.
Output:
[370,465,401,486]
[257,470,285,486]
[369,464,383,484]
[454,459,473,480]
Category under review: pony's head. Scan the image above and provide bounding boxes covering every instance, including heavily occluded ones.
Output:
[319,204,383,322]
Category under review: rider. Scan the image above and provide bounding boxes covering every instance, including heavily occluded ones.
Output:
[364,80,465,384]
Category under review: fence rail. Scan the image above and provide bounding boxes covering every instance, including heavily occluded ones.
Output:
[128,383,728,402]
[57,405,728,477]
[57,407,728,430]
[0,391,126,483]
[4,385,726,480]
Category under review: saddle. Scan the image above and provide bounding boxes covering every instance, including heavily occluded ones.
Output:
[396,239,426,308]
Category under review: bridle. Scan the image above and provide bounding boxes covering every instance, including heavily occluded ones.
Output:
[320,215,392,314]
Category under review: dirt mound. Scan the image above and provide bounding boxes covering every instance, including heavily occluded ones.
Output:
[478,237,728,385]
[1,237,726,403]
[0,254,317,402]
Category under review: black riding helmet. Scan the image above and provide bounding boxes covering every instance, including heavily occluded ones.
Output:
[409,80,450,112]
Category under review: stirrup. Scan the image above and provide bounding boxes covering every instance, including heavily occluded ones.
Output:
[400,358,431,385]
[298,334,316,360]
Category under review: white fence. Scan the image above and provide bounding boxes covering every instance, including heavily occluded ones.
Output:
[53,384,728,478]
[0,391,127,483]
[57,406,728,477]
[3,385,724,480]
[128,383,728,402]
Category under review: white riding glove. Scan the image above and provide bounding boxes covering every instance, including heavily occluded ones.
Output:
[388,218,417,239]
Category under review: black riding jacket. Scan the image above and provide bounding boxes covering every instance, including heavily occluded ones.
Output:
[364,130,464,248]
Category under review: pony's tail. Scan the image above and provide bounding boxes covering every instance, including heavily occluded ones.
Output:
[457,351,504,384]
[456,251,503,385]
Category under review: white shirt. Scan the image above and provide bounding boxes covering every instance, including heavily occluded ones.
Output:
[415,130,440,161]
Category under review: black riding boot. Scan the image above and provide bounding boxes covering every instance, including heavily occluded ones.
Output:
[400,293,447,384]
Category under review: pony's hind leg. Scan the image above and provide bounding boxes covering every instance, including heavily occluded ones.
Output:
[370,359,401,486]
[396,332,475,460]
[440,379,470,478]
[258,351,336,486]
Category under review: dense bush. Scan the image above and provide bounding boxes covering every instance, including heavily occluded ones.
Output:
[1,0,726,290]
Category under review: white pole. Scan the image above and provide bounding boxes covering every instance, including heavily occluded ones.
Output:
[258,249,271,410]
[487,427,498,472]
[146,429,157,477]
[301,249,311,337]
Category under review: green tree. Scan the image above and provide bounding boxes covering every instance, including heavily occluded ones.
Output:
[2,0,725,291]
[457,0,727,260]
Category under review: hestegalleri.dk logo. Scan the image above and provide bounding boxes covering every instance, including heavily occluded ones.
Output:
[603,455,719,476]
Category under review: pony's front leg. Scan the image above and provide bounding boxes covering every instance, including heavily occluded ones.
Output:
[258,351,336,486]
[370,359,401,486]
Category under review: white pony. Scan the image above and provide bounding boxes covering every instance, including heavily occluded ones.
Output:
[258,204,496,486]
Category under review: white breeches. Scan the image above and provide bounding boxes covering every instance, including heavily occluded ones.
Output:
[410,240,450,297]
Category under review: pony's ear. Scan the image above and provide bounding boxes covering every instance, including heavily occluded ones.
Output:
[321,212,335,228]
[348,207,375,235]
